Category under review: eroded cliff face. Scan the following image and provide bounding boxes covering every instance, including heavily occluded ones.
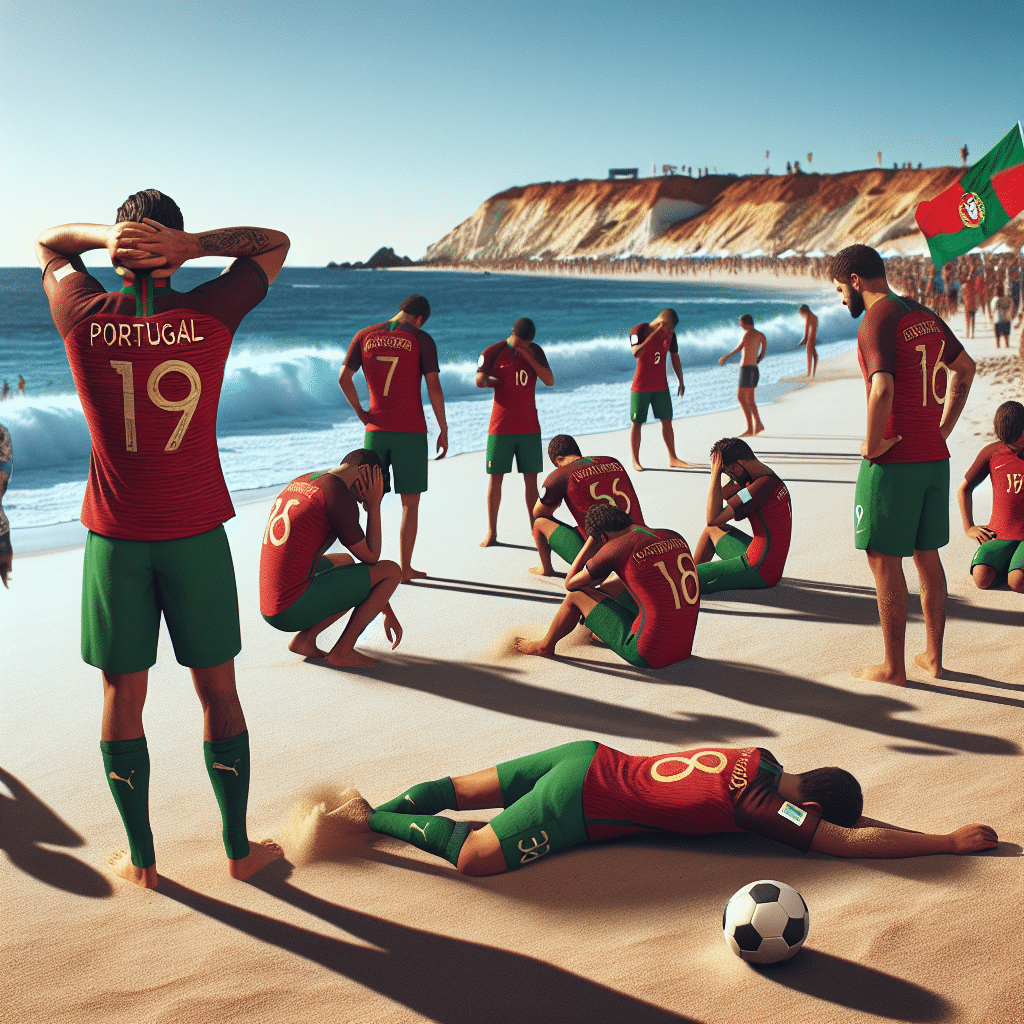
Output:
[425,169,1022,261]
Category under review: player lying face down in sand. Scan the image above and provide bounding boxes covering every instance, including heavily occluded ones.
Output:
[515,503,699,669]
[326,742,998,876]
[260,450,403,668]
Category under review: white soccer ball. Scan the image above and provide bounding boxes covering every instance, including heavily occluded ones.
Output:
[722,879,809,964]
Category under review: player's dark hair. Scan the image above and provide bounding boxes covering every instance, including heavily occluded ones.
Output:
[340,448,390,494]
[796,767,863,827]
[739,313,754,326]
[825,244,885,284]
[513,317,536,341]
[994,401,1024,444]
[659,308,679,328]
[547,434,582,462]
[585,503,632,537]
[798,304,810,314]
[710,437,754,464]
[400,294,431,322]
[116,189,183,230]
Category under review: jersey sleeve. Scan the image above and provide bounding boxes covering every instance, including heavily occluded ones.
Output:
[343,333,364,371]
[858,300,901,378]
[585,544,615,583]
[729,475,778,520]
[185,258,268,334]
[935,313,965,365]
[418,331,440,375]
[477,341,503,376]
[322,477,366,548]
[539,466,568,508]
[963,443,999,488]
[630,323,648,347]
[41,261,113,338]
[733,774,822,851]
[530,343,550,369]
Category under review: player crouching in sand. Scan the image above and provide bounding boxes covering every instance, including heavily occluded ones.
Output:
[330,743,998,875]
[259,451,403,667]
[515,503,699,669]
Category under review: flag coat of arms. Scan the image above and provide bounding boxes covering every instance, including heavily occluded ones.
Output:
[915,122,1024,268]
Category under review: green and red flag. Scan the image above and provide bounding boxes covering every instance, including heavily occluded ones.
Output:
[915,121,1024,268]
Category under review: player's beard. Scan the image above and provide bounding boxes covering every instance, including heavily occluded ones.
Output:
[846,287,865,318]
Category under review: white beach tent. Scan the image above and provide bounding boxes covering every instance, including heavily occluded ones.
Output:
[776,249,799,259]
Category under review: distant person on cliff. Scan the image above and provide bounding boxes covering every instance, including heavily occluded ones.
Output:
[719,314,766,436]
[628,309,691,472]
[693,438,792,595]
[476,318,554,547]
[957,401,1024,594]
[827,243,974,686]
[0,421,12,587]
[529,433,644,578]
[797,304,819,377]
[339,295,448,582]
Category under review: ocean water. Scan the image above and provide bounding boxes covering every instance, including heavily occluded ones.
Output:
[0,266,853,528]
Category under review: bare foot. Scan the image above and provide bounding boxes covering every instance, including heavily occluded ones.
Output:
[739,429,754,437]
[402,568,427,583]
[754,425,765,435]
[668,457,694,469]
[852,663,906,686]
[326,648,380,668]
[480,532,497,547]
[631,460,645,472]
[288,635,327,659]
[528,565,562,577]
[108,849,159,889]
[229,839,285,881]
[913,652,944,679]
[514,637,553,657]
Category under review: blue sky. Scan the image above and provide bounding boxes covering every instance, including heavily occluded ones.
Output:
[2,0,1021,266]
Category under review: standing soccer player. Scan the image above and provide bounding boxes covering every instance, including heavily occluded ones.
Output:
[629,309,690,471]
[339,295,448,582]
[36,190,289,887]
[828,244,974,685]
[476,318,554,547]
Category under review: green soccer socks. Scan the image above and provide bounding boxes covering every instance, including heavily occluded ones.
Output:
[204,731,251,861]
[101,736,155,868]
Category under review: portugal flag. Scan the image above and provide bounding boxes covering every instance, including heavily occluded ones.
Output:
[915,122,1024,268]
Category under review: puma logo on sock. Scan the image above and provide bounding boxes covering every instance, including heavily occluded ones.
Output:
[403,794,415,806]
[109,770,135,789]
[213,760,240,775]
[409,822,429,841]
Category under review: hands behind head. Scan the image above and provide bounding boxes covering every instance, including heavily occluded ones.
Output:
[107,221,169,274]
[111,218,194,278]
[352,464,385,507]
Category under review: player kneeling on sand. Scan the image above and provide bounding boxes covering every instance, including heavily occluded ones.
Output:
[516,503,699,669]
[693,437,792,594]
[530,434,644,578]
[336,743,997,875]
[259,450,402,667]
[957,400,1024,593]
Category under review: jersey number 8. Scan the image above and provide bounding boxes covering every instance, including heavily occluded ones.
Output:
[653,551,700,608]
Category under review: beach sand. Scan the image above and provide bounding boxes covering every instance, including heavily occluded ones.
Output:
[3,324,1021,1024]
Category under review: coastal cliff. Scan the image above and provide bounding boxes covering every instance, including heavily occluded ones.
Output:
[424,169,1023,262]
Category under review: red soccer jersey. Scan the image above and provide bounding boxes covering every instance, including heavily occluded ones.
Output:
[857,294,965,464]
[477,340,549,434]
[259,471,366,616]
[344,320,440,433]
[42,260,268,541]
[630,322,678,393]
[731,475,792,586]
[963,443,1024,541]
[587,527,700,668]
[540,456,645,536]
[582,744,822,851]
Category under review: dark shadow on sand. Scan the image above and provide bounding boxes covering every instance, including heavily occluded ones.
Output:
[755,948,950,1022]
[0,768,112,897]
[405,576,563,605]
[159,873,699,1024]
[368,654,776,747]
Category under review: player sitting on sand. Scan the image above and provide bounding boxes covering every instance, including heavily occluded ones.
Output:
[36,190,289,887]
[516,504,699,669]
[476,317,554,548]
[693,438,792,594]
[334,742,997,875]
[530,434,645,578]
[259,451,403,667]
[957,400,1024,593]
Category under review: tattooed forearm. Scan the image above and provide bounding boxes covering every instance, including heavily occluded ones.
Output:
[197,228,272,256]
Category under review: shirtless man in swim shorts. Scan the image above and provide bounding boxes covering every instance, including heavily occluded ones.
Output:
[529,433,644,577]
[693,438,791,594]
[260,451,403,667]
[515,503,699,669]
[797,304,818,377]
[719,314,766,436]
[335,743,998,875]
[957,400,1024,594]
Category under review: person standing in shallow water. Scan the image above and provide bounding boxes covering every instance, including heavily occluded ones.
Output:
[719,314,766,436]
[36,189,290,888]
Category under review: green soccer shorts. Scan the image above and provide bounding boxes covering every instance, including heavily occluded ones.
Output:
[486,432,543,475]
[583,595,651,669]
[630,389,673,424]
[365,430,428,494]
[854,458,949,556]
[696,527,769,594]
[970,538,1024,582]
[263,558,372,633]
